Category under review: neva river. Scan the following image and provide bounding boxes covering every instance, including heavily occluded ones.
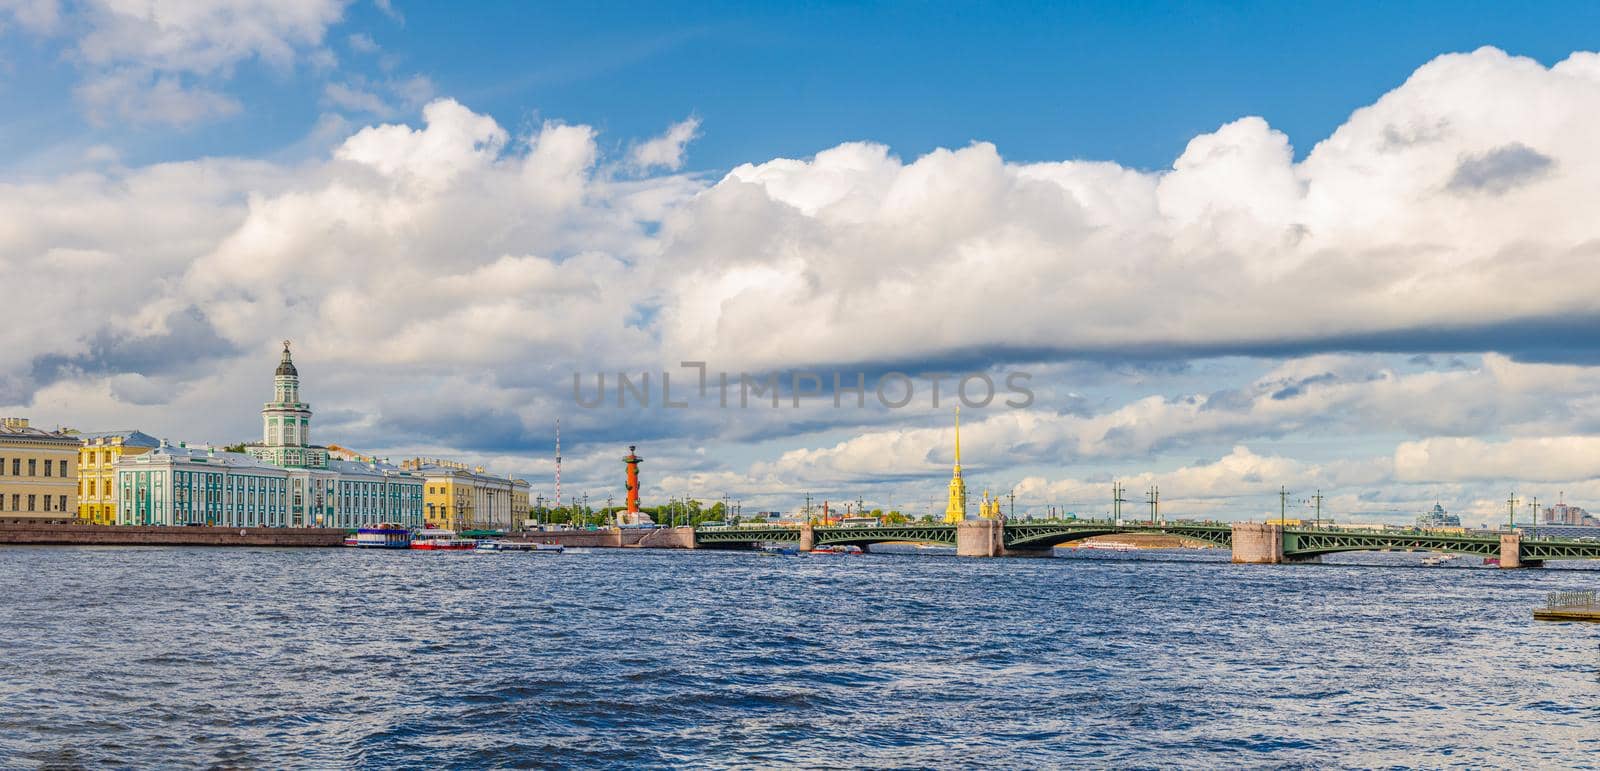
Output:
[3,546,1599,768]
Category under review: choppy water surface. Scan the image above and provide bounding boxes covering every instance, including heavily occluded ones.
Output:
[3,546,1599,768]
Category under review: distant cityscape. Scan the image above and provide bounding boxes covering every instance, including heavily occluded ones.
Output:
[4,345,1600,536]
[1539,501,1599,526]
[2,343,529,532]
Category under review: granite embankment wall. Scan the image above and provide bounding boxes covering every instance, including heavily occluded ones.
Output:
[0,523,348,547]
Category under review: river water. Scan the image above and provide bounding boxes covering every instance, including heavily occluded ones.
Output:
[2,546,1598,768]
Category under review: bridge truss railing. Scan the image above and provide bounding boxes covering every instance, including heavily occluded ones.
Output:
[813,525,956,546]
[1001,522,1234,550]
[694,526,801,544]
[1519,538,1600,561]
[1283,530,1501,558]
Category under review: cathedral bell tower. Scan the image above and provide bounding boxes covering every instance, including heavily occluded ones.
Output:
[943,407,968,524]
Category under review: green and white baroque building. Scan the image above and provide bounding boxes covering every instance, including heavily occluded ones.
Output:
[116,342,424,528]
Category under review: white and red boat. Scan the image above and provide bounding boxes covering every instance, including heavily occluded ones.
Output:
[411,529,477,551]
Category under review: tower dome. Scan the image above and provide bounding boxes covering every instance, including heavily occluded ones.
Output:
[276,340,298,377]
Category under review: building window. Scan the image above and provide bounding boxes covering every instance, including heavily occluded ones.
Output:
[60,460,68,477]
[10,458,17,476]
[0,456,5,475]
[27,495,36,511]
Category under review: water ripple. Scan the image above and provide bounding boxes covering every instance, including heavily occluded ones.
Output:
[2,547,1599,768]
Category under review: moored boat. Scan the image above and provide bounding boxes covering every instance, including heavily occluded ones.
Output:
[475,540,562,552]
[351,523,412,549]
[411,529,477,551]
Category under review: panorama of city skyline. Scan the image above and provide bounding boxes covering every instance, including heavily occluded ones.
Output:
[11,5,1600,770]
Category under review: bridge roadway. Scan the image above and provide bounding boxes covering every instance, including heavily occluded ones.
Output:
[694,520,1600,567]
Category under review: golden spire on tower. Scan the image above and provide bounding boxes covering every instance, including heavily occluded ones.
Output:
[943,407,968,524]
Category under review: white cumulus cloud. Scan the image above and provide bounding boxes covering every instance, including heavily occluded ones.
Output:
[627,116,701,172]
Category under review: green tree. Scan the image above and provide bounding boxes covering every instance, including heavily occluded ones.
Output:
[691,501,728,526]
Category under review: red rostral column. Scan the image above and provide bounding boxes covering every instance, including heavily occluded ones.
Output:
[624,445,643,514]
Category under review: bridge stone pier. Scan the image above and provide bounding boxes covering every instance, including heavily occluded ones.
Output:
[953,519,1051,557]
[798,523,815,552]
[956,519,1004,557]
[1229,523,1320,564]
[1231,523,1284,563]
[1499,532,1536,569]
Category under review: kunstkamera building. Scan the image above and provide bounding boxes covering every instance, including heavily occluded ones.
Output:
[115,343,424,529]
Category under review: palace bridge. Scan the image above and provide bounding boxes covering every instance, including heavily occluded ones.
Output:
[694,519,1600,567]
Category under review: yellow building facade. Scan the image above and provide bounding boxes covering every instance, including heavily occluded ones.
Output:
[512,484,530,526]
[403,458,531,532]
[77,430,160,525]
[0,417,81,521]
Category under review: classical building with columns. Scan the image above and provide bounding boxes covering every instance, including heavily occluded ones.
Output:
[402,457,530,532]
[114,342,424,528]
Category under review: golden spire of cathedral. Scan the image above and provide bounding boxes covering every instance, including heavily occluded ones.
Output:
[943,407,968,524]
[954,404,961,468]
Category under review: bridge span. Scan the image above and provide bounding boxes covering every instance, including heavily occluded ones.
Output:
[695,520,1600,567]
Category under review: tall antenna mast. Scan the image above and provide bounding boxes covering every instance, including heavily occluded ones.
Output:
[555,418,562,508]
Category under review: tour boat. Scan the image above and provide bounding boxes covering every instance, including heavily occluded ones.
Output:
[411,529,477,551]
[474,540,563,553]
[1073,541,1137,552]
[350,523,412,549]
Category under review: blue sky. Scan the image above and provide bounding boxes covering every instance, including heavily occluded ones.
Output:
[8,1,1600,172]
[5,1,1600,526]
